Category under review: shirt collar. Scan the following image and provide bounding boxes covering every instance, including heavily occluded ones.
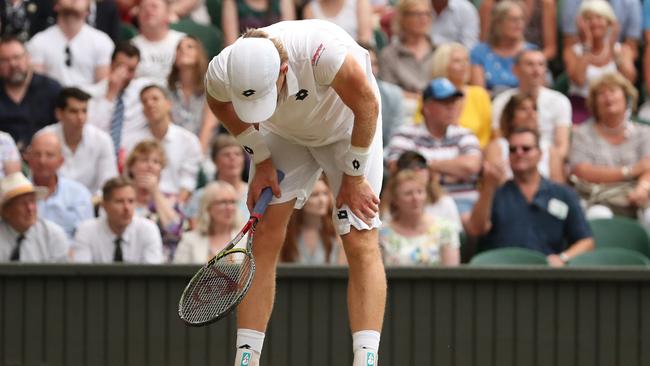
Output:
[103,216,133,245]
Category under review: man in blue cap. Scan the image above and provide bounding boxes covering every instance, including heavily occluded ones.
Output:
[386,77,482,219]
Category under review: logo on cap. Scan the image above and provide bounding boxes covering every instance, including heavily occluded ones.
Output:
[242,89,256,97]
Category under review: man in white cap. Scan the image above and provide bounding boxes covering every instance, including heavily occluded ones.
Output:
[0,172,69,262]
[205,19,384,366]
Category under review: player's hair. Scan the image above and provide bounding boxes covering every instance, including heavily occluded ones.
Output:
[242,29,289,64]
[125,140,167,178]
[168,35,208,95]
[431,42,469,83]
[197,180,242,235]
[500,93,536,138]
[281,176,337,263]
[103,176,134,201]
[55,87,91,110]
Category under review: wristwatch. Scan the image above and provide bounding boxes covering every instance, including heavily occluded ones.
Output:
[621,165,631,180]
[559,252,570,263]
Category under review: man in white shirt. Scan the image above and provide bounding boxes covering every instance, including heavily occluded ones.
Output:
[132,0,184,83]
[205,20,385,366]
[41,87,117,195]
[27,0,114,89]
[73,176,164,263]
[430,0,479,50]
[86,42,154,161]
[123,85,200,201]
[0,172,69,262]
[491,49,571,174]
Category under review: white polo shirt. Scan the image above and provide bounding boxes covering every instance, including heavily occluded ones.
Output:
[0,218,69,263]
[123,123,202,194]
[72,216,164,264]
[205,19,378,147]
[41,123,118,195]
[27,24,114,88]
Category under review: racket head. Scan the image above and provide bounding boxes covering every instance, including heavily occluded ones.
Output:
[178,247,255,326]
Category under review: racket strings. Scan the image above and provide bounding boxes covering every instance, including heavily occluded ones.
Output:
[180,253,254,324]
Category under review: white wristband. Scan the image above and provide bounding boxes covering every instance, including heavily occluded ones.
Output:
[341,145,370,176]
[236,127,271,165]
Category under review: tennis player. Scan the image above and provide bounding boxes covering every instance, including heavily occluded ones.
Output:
[205,19,385,366]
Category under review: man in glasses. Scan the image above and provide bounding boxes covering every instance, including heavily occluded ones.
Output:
[467,127,594,266]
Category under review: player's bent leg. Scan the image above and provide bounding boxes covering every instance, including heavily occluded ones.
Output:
[234,199,295,364]
[341,227,386,365]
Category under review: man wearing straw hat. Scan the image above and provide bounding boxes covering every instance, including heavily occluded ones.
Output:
[0,172,69,262]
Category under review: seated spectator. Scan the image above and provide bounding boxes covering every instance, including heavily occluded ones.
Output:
[380,169,460,266]
[0,0,55,42]
[131,0,185,82]
[492,49,570,176]
[429,0,479,50]
[302,0,372,44]
[123,84,201,200]
[168,35,218,153]
[85,42,151,162]
[468,127,594,266]
[386,78,482,218]
[0,36,62,149]
[564,0,636,124]
[41,87,117,195]
[280,176,344,264]
[378,0,435,110]
[125,140,185,261]
[562,0,642,58]
[479,0,557,60]
[469,0,537,95]
[173,181,241,264]
[26,131,94,238]
[0,131,21,178]
[0,172,69,262]
[185,134,248,227]
[485,93,563,182]
[73,176,164,263]
[570,73,650,222]
[27,0,114,89]
[221,0,295,46]
[431,42,492,148]
[168,0,211,24]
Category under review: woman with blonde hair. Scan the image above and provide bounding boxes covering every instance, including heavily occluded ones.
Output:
[174,181,242,263]
[469,0,537,94]
[168,35,219,153]
[431,42,492,147]
[379,169,460,266]
[564,0,636,124]
[570,73,650,222]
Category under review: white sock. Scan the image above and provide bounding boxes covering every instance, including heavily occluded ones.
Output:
[352,330,381,353]
[236,328,265,354]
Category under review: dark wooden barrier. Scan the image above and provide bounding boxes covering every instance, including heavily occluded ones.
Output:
[1,264,650,366]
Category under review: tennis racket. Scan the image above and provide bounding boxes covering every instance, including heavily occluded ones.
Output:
[178,170,284,326]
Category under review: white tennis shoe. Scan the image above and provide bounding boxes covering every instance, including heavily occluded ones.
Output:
[234,346,259,366]
[353,348,378,366]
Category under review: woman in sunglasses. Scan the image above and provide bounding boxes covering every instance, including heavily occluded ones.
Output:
[484,92,564,184]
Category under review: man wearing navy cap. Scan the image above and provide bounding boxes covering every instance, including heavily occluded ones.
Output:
[386,77,482,218]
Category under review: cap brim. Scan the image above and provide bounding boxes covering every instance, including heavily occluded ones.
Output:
[0,186,48,209]
[230,88,278,123]
[432,90,464,101]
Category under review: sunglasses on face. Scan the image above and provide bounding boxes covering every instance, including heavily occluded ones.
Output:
[65,45,72,67]
[508,145,536,154]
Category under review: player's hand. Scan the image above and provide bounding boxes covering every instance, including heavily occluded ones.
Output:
[336,174,380,225]
[247,158,281,213]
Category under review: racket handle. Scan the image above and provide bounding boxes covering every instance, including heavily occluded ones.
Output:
[252,170,285,216]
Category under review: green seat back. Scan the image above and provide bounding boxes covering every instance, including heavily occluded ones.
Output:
[589,217,650,257]
[120,22,138,41]
[469,247,548,266]
[171,18,223,59]
[567,248,650,267]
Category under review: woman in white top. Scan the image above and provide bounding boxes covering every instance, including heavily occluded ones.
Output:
[302,0,372,44]
[173,181,242,264]
[564,0,635,124]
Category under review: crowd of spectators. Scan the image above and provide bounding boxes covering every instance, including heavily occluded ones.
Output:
[2,0,650,268]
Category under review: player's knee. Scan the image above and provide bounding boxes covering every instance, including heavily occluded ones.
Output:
[344,236,382,267]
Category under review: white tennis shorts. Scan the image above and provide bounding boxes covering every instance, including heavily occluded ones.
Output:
[251,126,384,235]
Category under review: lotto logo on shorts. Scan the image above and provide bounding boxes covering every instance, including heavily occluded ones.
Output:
[240,351,251,366]
[337,210,348,220]
[366,353,375,365]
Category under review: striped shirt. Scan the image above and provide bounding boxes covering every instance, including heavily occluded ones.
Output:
[385,123,481,194]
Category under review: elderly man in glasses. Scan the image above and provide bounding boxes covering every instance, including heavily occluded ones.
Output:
[467,127,594,266]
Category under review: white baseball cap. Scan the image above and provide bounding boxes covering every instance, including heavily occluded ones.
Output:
[227,37,281,123]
